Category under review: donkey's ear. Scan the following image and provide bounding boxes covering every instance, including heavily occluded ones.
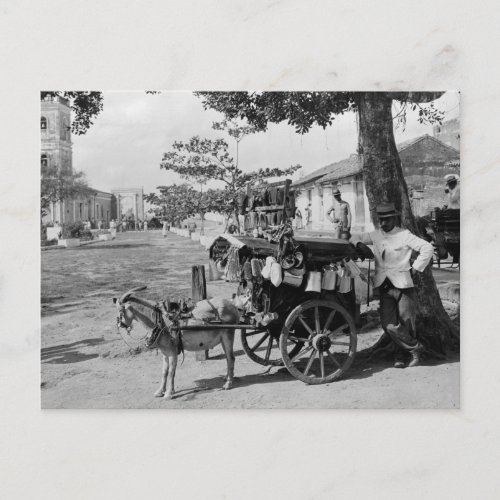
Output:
[112,297,118,304]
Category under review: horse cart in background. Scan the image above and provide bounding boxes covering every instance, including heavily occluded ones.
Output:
[417,208,460,267]
[209,232,372,384]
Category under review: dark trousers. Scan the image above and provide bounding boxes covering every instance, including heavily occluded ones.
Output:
[379,280,422,352]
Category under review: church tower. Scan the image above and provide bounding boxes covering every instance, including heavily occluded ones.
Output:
[41,95,72,174]
[41,94,73,223]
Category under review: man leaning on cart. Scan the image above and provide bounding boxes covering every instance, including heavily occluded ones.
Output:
[352,202,434,369]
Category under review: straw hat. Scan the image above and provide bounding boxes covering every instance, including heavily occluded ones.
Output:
[376,202,400,219]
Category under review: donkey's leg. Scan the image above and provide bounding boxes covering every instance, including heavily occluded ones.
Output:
[220,331,235,390]
[163,352,177,399]
[154,355,168,397]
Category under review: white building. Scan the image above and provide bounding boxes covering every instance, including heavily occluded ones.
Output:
[293,154,373,233]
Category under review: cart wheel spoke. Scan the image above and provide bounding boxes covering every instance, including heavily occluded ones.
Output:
[330,340,351,347]
[303,350,316,376]
[322,310,336,334]
[328,323,349,337]
[250,331,269,352]
[264,336,273,362]
[314,307,321,335]
[298,316,315,338]
[319,351,325,378]
[289,335,307,343]
[291,345,313,362]
[326,350,342,368]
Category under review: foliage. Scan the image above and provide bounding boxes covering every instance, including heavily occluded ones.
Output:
[61,221,93,240]
[159,119,301,222]
[40,163,93,217]
[41,91,103,135]
[145,184,221,226]
[195,92,443,134]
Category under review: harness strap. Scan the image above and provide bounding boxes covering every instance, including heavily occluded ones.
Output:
[206,299,221,322]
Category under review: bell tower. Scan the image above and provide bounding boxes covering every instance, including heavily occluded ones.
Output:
[41,94,72,173]
[41,94,73,222]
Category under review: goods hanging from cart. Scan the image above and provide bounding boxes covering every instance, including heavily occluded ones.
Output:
[209,225,374,384]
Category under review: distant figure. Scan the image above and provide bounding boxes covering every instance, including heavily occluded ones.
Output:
[304,204,312,230]
[110,219,117,238]
[327,188,351,238]
[143,220,148,231]
[97,219,102,230]
[162,220,168,237]
[444,174,460,209]
[294,208,303,230]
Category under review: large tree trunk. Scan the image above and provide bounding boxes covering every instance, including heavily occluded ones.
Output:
[356,92,458,354]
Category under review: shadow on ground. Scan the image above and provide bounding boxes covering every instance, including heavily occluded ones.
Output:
[41,338,105,364]
[347,349,460,381]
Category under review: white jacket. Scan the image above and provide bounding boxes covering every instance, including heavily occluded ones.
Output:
[447,184,460,209]
[360,227,434,289]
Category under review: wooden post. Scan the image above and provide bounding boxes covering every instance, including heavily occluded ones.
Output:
[192,265,209,361]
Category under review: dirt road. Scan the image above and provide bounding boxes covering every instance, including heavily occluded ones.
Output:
[41,231,459,409]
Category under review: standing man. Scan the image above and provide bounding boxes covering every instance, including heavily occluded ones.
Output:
[444,174,460,209]
[327,188,351,238]
[354,202,434,368]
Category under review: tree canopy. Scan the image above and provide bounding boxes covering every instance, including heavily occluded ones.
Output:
[41,91,103,135]
[40,164,93,217]
[195,92,443,134]
[160,120,301,228]
[145,184,222,227]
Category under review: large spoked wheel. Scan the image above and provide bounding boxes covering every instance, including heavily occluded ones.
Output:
[241,327,303,366]
[279,299,357,384]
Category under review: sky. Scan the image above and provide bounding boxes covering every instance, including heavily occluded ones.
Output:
[72,91,459,195]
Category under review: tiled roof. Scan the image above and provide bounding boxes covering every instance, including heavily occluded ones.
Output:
[397,134,459,155]
[292,163,341,186]
[293,154,362,186]
[293,134,459,187]
[319,155,362,184]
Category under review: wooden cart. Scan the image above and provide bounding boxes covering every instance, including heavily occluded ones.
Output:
[209,233,367,384]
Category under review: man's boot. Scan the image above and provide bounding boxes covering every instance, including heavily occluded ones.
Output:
[408,345,423,367]
[394,350,406,369]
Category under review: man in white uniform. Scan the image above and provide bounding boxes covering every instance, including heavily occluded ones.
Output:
[355,202,434,368]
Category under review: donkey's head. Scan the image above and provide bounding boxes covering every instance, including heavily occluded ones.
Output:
[113,286,148,331]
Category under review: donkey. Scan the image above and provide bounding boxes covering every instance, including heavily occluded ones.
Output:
[113,286,240,399]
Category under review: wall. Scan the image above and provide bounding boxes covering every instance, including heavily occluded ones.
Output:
[295,176,374,233]
[433,118,460,150]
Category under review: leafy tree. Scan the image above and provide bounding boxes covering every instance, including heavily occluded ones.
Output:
[40,163,93,218]
[195,91,456,354]
[160,120,301,230]
[41,91,103,135]
[145,184,221,229]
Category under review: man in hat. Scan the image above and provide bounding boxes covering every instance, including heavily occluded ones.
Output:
[444,174,460,209]
[327,187,351,238]
[353,202,434,368]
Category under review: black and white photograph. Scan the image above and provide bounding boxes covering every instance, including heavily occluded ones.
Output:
[4,0,500,497]
[41,90,460,409]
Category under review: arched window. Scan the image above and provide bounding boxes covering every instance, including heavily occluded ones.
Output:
[41,154,48,167]
[41,116,47,130]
